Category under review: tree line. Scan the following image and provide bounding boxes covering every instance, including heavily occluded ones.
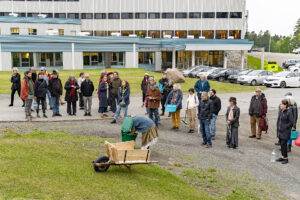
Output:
[245,18,300,53]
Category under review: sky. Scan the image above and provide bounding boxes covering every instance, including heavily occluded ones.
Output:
[246,0,300,36]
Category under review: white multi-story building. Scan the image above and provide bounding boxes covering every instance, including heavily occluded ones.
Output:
[0,0,252,71]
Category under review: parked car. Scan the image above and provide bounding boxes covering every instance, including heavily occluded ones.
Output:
[188,66,210,78]
[207,69,228,80]
[282,59,300,69]
[218,69,241,82]
[293,48,300,54]
[264,71,300,88]
[196,67,218,78]
[288,63,300,72]
[182,66,199,77]
[238,70,274,86]
[228,69,253,83]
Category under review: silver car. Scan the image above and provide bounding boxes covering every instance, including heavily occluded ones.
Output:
[238,70,274,86]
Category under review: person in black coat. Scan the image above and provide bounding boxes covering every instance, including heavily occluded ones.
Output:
[34,72,48,118]
[9,67,24,107]
[64,75,79,116]
[226,97,240,149]
[80,74,94,116]
[162,80,173,117]
[276,99,294,164]
[98,75,109,118]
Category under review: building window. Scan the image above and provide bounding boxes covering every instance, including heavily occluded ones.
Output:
[162,30,174,37]
[230,30,241,39]
[83,52,104,66]
[216,30,227,39]
[108,31,120,36]
[17,13,26,17]
[121,30,133,36]
[188,30,200,38]
[216,12,228,18]
[27,13,39,17]
[139,52,154,65]
[203,12,215,18]
[38,52,63,67]
[189,12,201,18]
[162,13,174,19]
[230,12,242,18]
[209,51,224,67]
[135,30,146,38]
[203,30,214,39]
[58,29,64,36]
[135,13,147,19]
[95,13,106,19]
[121,13,133,19]
[175,31,187,38]
[148,13,160,19]
[111,52,124,65]
[175,13,187,19]
[28,28,37,35]
[54,13,66,18]
[68,13,79,19]
[148,30,160,38]
[11,28,19,35]
[81,13,93,19]
[94,31,106,36]
[108,13,120,19]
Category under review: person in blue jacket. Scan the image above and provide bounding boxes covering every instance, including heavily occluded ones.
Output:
[194,75,211,102]
[166,84,183,130]
[111,80,130,123]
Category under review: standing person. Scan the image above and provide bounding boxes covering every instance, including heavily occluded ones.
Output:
[158,74,169,116]
[48,71,63,117]
[111,80,131,124]
[81,74,94,116]
[209,89,221,140]
[248,88,268,140]
[64,75,79,116]
[276,99,294,164]
[20,71,35,121]
[198,92,213,148]
[141,73,150,114]
[34,72,48,118]
[165,84,183,130]
[285,95,298,152]
[186,88,199,133]
[226,97,240,149]
[78,72,85,110]
[109,72,122,113]
[53,70,66,106]
[99,75,109,118]
[163,80,174,117]
[194,75,210,102]
[40,67,53,110]
[9,67,24,107]
[30,67,37,83]
[146,77,161,126]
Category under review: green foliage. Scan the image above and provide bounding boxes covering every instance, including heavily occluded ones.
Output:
[247,56,283,72]
[0,130,211,200]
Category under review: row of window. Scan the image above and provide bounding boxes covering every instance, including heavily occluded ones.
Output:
[0,0,79,1]
[9,27,241,39]
[0,12,242,19]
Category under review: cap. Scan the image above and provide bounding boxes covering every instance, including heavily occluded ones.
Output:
[285,92,292,97]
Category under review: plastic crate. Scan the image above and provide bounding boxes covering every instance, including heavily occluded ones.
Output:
[121,132,138,142]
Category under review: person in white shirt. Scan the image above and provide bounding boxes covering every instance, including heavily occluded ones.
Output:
[186,88,199,133]
[78,72,85,110]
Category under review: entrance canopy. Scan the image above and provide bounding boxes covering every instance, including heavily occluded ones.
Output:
[0,35,254,52]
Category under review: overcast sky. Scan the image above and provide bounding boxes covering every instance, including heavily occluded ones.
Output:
[246,0,300,36]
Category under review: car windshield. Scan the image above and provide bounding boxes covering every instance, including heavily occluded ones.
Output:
[273,72,290,77]
[239,70,251,75]
[213,69,223,73]
[218,70,227,74]
[247,71,262,76]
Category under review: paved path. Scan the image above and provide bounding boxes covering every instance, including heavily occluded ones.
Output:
[1,88,300,122]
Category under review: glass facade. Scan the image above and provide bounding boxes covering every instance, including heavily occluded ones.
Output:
[83,52,124,66]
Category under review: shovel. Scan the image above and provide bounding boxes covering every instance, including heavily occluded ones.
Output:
[181,110,188,125]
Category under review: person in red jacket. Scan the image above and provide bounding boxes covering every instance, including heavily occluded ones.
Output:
[20,71,35,121]
[248,88,268,139]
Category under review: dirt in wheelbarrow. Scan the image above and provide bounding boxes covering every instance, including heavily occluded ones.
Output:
[1,110,300,200]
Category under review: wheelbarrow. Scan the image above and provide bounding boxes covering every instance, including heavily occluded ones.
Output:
[92,140,158,172]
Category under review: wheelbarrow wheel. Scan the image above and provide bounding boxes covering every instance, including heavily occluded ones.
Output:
[93,156,110,172]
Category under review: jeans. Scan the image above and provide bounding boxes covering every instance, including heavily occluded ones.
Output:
[45,89,53,109]
[210,114,218,136]
[83,96,92,114]
[52,95,60,115]
[287,139,292,145]
[114,104,128,120]
[200,119,212,145]
[149,108,159,126]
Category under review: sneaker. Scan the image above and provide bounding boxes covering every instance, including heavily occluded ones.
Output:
[281,159,288,164]
[84,112,88,116]
[249,135,256,138]
[103,114,109,117]
[100,114,105,118]
[111,119,116,124]
[43,114,48,118]
[22,104,25,107]
[8,104,13,107]
[276,158,284,162]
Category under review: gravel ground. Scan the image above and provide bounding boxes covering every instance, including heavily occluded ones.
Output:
[1,109,300,200]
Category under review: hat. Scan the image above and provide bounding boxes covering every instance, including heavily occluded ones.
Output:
[211,89,216,94]
[285,92,292,97]
[255,88,262,92]
[144,73,149,76]
[52,71,58,75]
[40,67,46,71]
[148,76,154,81]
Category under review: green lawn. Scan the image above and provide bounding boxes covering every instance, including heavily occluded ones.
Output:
[0,68,263,95]
[0,130,210,200]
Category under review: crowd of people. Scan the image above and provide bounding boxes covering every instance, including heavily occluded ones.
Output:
[9,67,298,164]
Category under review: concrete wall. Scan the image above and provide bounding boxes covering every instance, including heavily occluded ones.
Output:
[125,52,138,68]
[0,52,12,71]
[155,52,162,72]
[63,52,83,70]
[226,50,247,69]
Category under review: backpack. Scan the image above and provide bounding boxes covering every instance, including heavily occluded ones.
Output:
[260,117,269,133]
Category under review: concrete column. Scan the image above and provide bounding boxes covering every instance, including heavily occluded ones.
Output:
[155,52,162,71]
[33,53,38,67]
[71,43,75,70]
[172,48,176,69]
[0,43,2,71]
[125,52,138,68]
[224,52,227,69]
[261,49,265,70]
[63,52,83,70]
[133,43,137,68]
[192,51,195,67]
[1,52,12,71]
[241,50,245,70]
